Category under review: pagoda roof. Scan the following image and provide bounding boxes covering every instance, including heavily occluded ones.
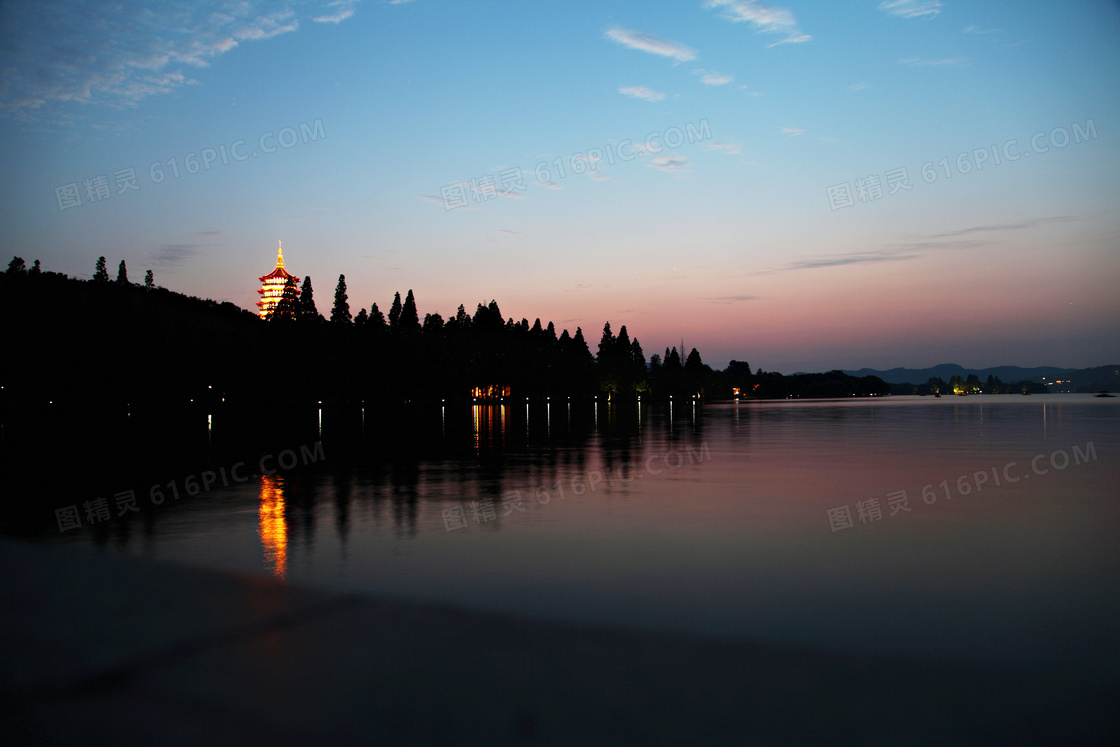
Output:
[259,266,298,282]
[259,240,298,283]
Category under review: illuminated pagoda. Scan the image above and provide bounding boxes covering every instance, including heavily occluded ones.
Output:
[256,241,300,319]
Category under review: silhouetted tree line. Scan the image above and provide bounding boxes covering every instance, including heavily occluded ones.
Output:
[265,273,608,404]
[720,363,891,399]
[892,374,1046,396]
[2,257,895,414]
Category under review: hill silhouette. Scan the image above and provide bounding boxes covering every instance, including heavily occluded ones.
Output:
[844,364,1119,393]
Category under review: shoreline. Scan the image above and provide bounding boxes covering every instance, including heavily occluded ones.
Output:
[2,539,1115,744]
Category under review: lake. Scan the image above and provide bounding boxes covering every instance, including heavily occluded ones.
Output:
[48,394,1119,675]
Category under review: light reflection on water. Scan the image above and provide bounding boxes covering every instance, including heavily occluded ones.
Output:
[257,475,287,579]
[68,395,1120,673]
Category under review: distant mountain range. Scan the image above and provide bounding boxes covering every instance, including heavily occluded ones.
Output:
[837,364,1120,390]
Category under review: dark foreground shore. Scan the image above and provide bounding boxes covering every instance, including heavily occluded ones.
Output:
[1,539,1115,745]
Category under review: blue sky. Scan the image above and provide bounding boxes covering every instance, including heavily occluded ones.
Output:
[1,0,1117,371]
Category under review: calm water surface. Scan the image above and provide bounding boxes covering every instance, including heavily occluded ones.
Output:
[55,395,1120,673]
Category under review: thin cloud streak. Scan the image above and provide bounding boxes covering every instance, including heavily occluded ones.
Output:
[878,1,941,19]
[604,28,697,62]
[929,216,1082,238]
[619,85,666,102]
[782,252,920,271]
[149,242,214,269]
[314,1,359,24]
[749,238,991,276]
[696,70,733,86]
[707,295,759,303]
[704,0,811,46]
[900,57,969,68]
[963,25,1003,36]
[704,141,742,155]
[647,154,690,175]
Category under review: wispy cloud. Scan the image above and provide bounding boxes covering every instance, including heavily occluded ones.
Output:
[707,295,759,303]
[780,251,918,271]
[648,154,690,175]
[704,141,742,155]
[604,28,697,62]
[0,2,360,114]
[751,239,988,276]
[314,1,360,24]
[704,1,811,46]
[878,0,941,19]
[929,215,1082,239]
[849,82,869,91]
[149,243,211,269]
[900,57,969,68]
[963,25,1027,48]
[416,192,479,209]
[963,24,1003,36]
[0,2,359,116]
[782,127,805,136]
[619,85,666,102]
[702,72,733,86]
[695,69,733,86]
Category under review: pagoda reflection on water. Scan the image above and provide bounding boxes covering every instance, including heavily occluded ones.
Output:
[256,240,300,319]
[258,475,287,579]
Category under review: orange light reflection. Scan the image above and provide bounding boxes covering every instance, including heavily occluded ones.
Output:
[258,475,288,579]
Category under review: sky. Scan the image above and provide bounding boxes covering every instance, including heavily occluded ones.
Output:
[1,0,1118,372]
